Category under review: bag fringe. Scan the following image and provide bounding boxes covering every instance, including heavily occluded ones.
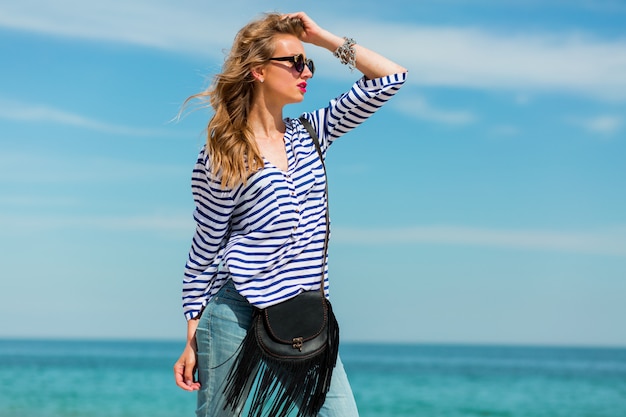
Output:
[223,302,339,417]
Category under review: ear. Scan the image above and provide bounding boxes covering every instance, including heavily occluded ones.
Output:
[251,65,266,83]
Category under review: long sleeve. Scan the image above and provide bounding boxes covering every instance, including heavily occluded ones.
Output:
[182,148,235,320]
[305,72,408,153]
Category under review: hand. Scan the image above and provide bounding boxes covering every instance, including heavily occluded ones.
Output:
[283,12,328,47]
[174,341,201,391]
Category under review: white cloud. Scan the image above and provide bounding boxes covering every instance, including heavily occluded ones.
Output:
[0,98,174,136]
[1,1,626,99]
[0,149,187,184]
[0,0,239,58]
[0,212,194,239]
[361,25,626,100]
[0,195,79,207]
[576,115,623,135]
[5,210,625,257]
[335,21,626,101]
[393,95,476,125]
[333,225,626,257]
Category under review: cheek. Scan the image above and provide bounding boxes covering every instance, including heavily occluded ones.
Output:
[269,78,295,95]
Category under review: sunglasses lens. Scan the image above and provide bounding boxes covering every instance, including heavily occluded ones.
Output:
[307,60,315,76]
[294,55,305,73]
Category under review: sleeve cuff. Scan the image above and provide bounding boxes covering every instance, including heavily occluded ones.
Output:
[358,71,408,90]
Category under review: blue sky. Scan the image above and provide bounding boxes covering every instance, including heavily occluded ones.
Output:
[1,0,625,347]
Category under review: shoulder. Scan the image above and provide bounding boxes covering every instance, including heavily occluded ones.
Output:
[192,146,237,200]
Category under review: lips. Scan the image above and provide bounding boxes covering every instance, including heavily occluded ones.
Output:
[298,82,307,93]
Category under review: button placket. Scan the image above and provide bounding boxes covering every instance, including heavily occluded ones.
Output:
[284,173,300,236]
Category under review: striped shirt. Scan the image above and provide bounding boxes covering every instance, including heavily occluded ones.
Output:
[182,72,407,320]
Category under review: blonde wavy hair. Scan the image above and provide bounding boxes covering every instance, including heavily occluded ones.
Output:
[187,13,305,188]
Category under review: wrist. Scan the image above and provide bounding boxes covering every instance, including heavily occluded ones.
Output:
[333,37,357,70]
[315,30,344,52]
[186,317,199,342]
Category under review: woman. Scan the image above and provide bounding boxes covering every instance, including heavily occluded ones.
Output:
[174,11,407,417]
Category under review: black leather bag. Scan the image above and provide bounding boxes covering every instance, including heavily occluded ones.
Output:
[258,290,333,359]
[223,118,339,417]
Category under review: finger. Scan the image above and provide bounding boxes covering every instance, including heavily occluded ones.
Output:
[174,363,194,391]
[283,12,307,22]
[183,361,196,386]
[184,359,201,390]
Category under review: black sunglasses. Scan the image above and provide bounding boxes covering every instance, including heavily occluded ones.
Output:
[269,54,315,76]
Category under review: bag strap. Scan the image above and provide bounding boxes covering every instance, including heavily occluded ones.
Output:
[299,117,330,292]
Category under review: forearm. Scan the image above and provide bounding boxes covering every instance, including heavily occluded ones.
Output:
[352,43,408,80]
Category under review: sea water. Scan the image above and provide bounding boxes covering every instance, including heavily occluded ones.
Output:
[0,339,624,417]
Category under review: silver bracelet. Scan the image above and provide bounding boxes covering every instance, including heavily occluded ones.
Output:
[333,37,356,71]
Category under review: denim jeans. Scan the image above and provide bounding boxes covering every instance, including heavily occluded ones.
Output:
[195,280,359,417]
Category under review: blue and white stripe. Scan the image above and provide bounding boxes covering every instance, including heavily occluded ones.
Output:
[182,72,407,320]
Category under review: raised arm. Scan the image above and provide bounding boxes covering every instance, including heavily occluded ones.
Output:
[285,11,407,79]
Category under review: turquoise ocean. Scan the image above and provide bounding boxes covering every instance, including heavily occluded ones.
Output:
[1,339,625,417]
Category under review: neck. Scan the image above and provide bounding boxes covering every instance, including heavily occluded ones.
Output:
[248,97,285,139]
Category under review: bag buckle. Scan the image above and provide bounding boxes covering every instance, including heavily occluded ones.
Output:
[292,337,303,351]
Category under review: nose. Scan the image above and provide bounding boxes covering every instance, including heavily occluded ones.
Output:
[301,65,313,80]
